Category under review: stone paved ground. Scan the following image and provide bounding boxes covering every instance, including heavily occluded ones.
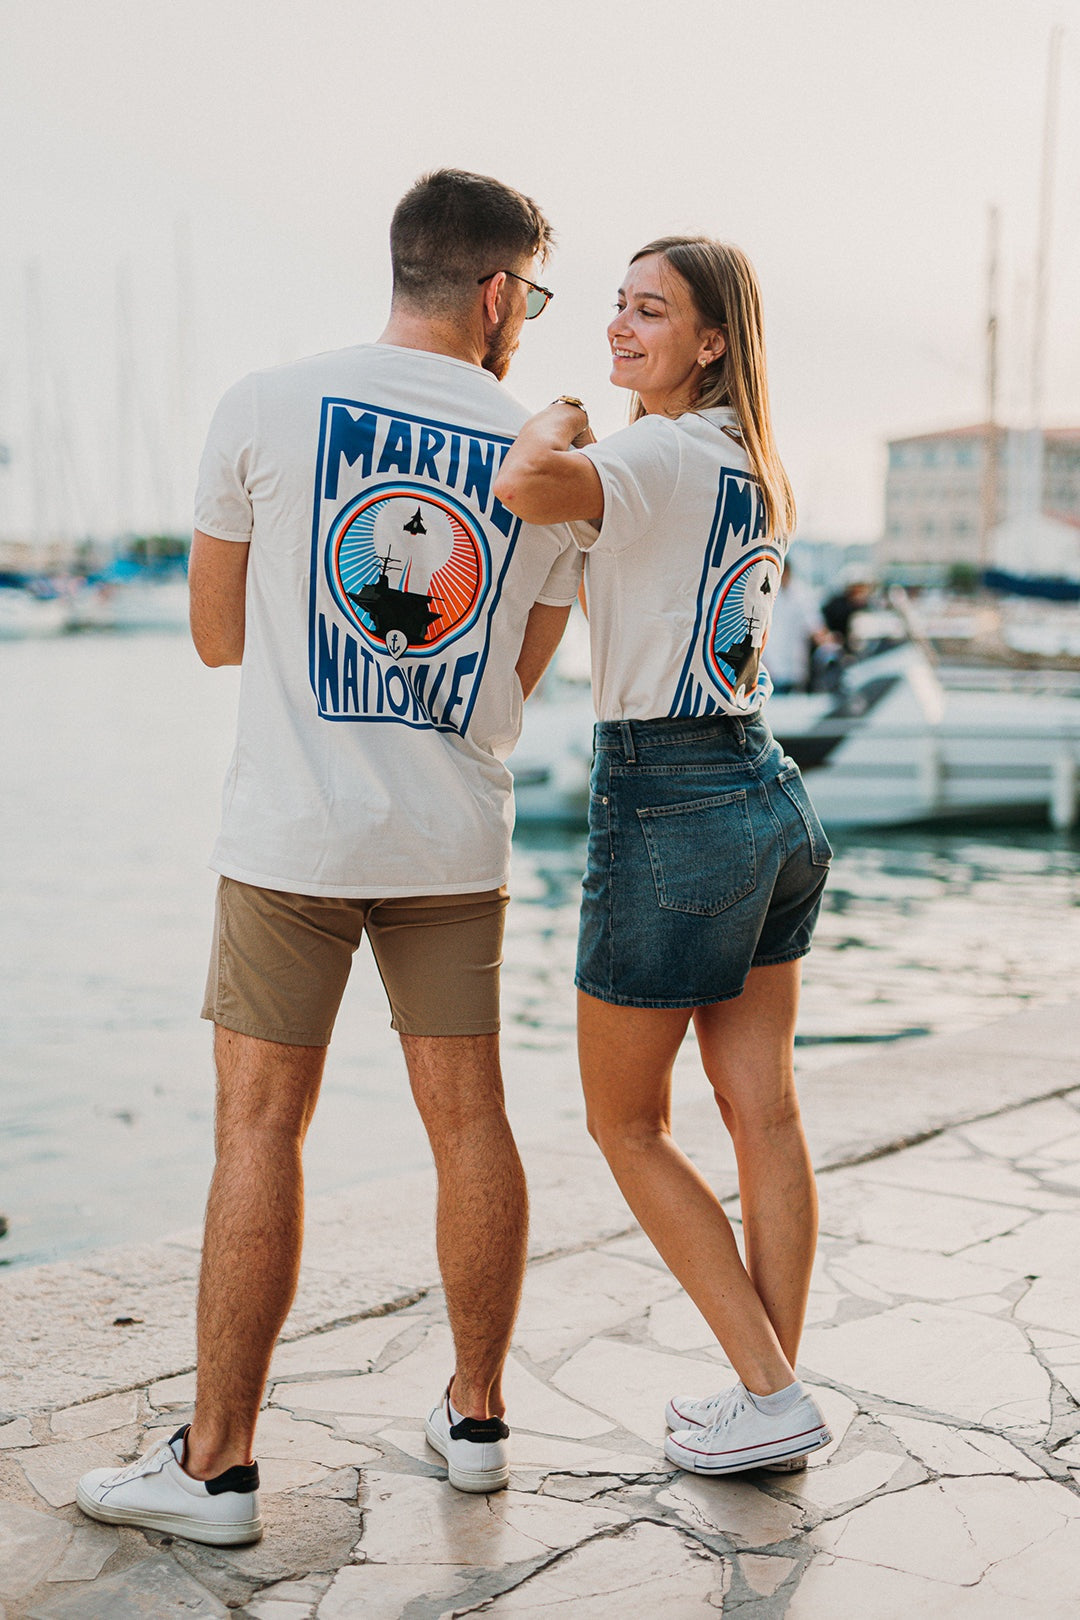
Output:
[3,1006,1080,1616]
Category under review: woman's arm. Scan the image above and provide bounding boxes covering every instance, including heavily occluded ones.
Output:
[494,401,605,526]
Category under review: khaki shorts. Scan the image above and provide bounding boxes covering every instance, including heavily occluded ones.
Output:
[202,877,509,1045]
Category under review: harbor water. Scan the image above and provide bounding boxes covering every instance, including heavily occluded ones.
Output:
[3,631,1079,1269]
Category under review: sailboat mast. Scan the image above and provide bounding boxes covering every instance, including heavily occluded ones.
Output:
[1030,24,1063,432]
[979,205,1000,576]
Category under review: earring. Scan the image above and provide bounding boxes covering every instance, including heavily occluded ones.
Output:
[699,357,709,368]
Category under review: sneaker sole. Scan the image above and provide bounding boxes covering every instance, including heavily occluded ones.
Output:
[664,1426,832,1476]
[76,1483,263,1546]
[424,1419,510,1494]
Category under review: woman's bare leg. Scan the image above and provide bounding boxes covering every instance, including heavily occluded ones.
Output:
[693,960,817,1368]
[578,990,795,1396]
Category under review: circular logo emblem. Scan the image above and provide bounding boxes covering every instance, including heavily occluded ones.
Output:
[704,547,782,702]
[326,483,490,657]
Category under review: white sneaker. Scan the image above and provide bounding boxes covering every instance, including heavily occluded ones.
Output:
[76,1424,262,1546]
[665,1385,811,1472]
[425,1385,510,1493]
[664,1384,831,1476]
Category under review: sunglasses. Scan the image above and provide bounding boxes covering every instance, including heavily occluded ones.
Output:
[477,270,554,319]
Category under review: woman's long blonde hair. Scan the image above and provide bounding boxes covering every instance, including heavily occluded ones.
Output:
[630,236,796,541]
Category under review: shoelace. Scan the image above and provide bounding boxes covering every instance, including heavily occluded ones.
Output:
[110,1439,173,1484]
[701,1387,749,1438]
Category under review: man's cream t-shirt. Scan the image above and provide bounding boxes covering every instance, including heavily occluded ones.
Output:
[195,343,582,897]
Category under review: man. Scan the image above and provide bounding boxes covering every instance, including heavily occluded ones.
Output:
[77,170,581,1544]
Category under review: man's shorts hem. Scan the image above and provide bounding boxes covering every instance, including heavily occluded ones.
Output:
[200,1008,336,1048]
[201,1007,502,1044]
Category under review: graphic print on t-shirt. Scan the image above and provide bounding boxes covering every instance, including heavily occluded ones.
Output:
[671,466,784,716]
[309,397,520,733]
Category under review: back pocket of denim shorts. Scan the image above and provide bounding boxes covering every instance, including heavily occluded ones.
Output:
[777,765,832,866]
[637,791,755,916]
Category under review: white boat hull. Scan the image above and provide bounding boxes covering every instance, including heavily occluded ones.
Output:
[509,644,1080,831]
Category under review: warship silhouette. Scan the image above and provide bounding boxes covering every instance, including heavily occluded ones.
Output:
[716,574,773,694]
[346,508,442,647]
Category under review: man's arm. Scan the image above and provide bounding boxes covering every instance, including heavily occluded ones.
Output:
[515,602,572,699]
[189,530,249,666]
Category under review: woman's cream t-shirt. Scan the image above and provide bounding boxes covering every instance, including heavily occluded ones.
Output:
[577,407,786,721]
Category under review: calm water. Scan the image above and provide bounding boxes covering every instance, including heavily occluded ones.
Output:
[3,633,1079,1268]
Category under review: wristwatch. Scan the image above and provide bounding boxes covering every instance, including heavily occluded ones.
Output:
[554,395,587,411]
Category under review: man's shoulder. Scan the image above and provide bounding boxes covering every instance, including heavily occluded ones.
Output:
[246,344,528,435]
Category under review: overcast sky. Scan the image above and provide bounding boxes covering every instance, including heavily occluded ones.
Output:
[2,0,1079,544]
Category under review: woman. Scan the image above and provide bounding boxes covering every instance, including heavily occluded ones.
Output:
[492,238,833,1476]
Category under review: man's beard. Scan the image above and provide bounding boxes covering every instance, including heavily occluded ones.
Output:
[482,319,519,380]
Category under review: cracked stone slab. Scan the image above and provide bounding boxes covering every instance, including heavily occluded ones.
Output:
[966,1210,1080,1280]
[456,1520,731,1615]
[168,1491,360,1594]
[880,1414,1046,1477]
[822,1240,1017,1304]
[959,1096,1080,1158]
[853,1143,1073,1211]
[550,1339,732,1445]
[1014,1275,1080,1337]
[25,1553,228,1618]
[357,1471,628,1566]
[781,1448,909,1509]
[0,1501,72,1602]
[656,1471,806,1546]
[317,1561,479,1619]
[0,1418,35,1450]
[800,1303,1051,1430]
[18,1428,142,1509]
[372,1424,655,1476]
[816,1179,1027,1253]
[787,1552,1027,1618]
[279,1326,612,1441]
[811,1474,1080,1587]
[511,1250,680,1364]
[267,1314,419,1381]
[44,1522,120,1582]
[738,1552,796,1597]
[647,1294,733,1354]
[50,1391,141,1442]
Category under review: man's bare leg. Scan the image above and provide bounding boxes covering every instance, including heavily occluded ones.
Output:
[184,1027,326,1478]
[401,1033,527,1421]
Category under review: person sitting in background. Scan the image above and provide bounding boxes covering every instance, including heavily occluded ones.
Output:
[821,577,874,655]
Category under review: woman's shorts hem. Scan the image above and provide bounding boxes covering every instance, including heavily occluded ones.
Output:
[749,946,814,970]
[574,974,746,1010]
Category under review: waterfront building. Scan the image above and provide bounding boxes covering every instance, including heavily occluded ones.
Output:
[879,423,1080,585]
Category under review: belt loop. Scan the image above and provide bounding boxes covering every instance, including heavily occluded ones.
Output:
[619,720,637,763]
[733,718,746,747]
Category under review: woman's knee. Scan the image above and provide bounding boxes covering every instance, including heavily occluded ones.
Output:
[586,1108,670,1163]
[710,1080,803,1140]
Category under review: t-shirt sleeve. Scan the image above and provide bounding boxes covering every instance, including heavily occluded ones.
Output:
[193,375,256,543]
[533,528,585,606]
[578,417,682,554]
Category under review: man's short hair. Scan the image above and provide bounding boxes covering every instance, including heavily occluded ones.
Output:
[390,169,554,315]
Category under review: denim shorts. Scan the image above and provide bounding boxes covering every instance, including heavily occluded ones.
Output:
[575,714,832,1009]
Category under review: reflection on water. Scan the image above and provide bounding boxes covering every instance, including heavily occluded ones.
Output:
[2,634,1078,1268]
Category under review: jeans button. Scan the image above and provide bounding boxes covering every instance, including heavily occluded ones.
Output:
[601,795,608,804]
